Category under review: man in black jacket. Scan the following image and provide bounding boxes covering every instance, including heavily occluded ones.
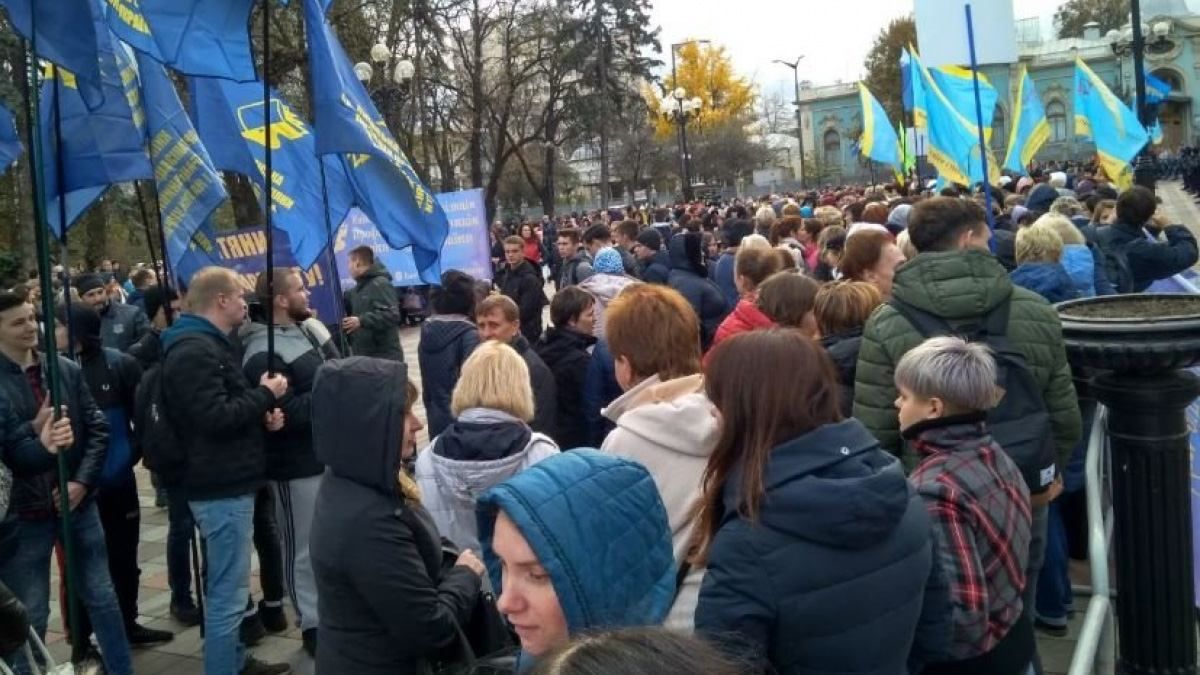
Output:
[160,268,289,675]
[476,295,558,440]
[495,236,547,343]
[56,303,174,652]
[633,228,670,285]
[75,274,150,353]
[1095,186,1199,292]
[126,286,202,627]
[344,246,403,361]
[242,269,338,658]
[534,288,597,449]
[0,291,134,675]
[555,228,593,290]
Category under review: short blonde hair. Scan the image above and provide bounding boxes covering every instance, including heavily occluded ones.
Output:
[450,340,534,421]
[895,336,1002,413]
[1015,224,1064,264]
[186,267,240,312]
[814,206,844,229]
[1033,213,1085,246]
[738,234,771,252]
[895,229,918,260]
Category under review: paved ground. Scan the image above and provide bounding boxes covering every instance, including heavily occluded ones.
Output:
[41,181,1200,673]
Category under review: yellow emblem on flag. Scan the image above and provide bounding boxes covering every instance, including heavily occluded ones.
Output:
[237,99,309,149]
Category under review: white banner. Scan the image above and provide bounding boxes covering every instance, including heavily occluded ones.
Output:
[914,0,1018,67]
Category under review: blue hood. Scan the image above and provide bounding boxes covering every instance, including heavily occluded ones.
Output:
[477,449,675,635]
[1010,262,1079,304]
[161,313,229,350]
[727,420,913,550]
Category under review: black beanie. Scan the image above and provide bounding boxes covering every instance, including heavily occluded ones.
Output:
[74,274,105,297]
[143,286,179,322]
[635,228,662,251]
[55,302,103,354]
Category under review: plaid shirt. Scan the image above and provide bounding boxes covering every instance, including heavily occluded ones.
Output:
[907,414,1032,661]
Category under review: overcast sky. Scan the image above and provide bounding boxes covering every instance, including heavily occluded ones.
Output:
[647,0,1193,100]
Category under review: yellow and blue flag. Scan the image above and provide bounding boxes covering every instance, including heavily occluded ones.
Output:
[900,50,914,113]
[188,76,355,270]
[136,51,228,276]
[0,103,22,174]
[39,25,152,238]
[304,0,448,283]
[1145,69,1171,106]
[0,0,105,109]
[172,216,224,290]
[1003,65,1050,175]
[857,83,903,181]
[1074,58,1148,189]
[929,65,998,141]
[107,0,257,82]
[910,49,999,187]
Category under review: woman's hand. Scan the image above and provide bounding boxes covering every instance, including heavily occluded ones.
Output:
[455,549,486,577]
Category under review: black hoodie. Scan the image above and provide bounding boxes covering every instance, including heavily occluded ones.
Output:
[418,317,480,438]
[310,357,480,675]
[667,233,729,351]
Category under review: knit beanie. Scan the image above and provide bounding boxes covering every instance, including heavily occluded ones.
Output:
[635,228,662,251]
[593,247,624,275]
[75,274,105,297]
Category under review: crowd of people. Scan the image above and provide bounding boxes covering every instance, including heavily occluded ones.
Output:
[0,164,1197,675]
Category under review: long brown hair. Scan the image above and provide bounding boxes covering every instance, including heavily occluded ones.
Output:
[693,330,843,564]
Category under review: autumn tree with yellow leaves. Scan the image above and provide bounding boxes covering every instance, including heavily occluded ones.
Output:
[648,41,757,137]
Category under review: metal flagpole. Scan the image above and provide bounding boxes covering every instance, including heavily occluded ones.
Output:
[21,36,81,653]
[134,181,174,324]
[50,68,75,362]
[263,0,276,370]
[964,3,998,236]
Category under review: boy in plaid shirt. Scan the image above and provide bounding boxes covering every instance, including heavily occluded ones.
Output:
[896,336,1034,675]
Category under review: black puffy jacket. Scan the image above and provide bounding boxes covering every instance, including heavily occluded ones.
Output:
[160,315,275,500]
[510,335,558,441]
[667,234,728,351]
[418,317,480,438]
[311,358,480,675]
[695,420,943,675]
[495,261,546,344]
[534,327,596,449]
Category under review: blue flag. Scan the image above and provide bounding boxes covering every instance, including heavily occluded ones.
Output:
[1144,68,1171,106]
[304,0,448,283]
[899,49,913,113]
[136,51,228,276]
[1003,66,1050,175]
[857,83,903,181]
[0,102,23,174]
[0,0,104,108]
[107,0,257,82]
[929,65,998,142]
[1074,58,1148,189]
[188,76,354,270]
[39,25,152,237]
[171,216,224,289]
[910,49,999,187]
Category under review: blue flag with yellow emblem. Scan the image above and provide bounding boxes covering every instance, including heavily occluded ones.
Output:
[188,76,354,270]
[910,49,999,188]
[1074,58,1148,189]
[857,83,903,182]
[107,0,257,82]
[136,51,228,276]
[39,23,152,237]
[0,0,105,109]
[304,0,447,283]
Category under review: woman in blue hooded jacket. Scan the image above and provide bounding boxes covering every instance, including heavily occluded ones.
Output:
[478,449,677,667]
[694,330,947,675]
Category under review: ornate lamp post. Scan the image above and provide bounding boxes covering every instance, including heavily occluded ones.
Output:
[662,88,702,202]
[354,43,415,113]
[773,56,806,187]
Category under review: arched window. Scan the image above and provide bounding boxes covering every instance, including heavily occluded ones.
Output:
[1152,69,1183,93]
[1046,100,1067,142]
[823,129,841,160]
[991,106,1007,149]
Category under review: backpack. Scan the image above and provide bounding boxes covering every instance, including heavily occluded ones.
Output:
[98,348,136,488]
[1093,227,1137,294]
[133,336,199,486]
[889,296,1058,495]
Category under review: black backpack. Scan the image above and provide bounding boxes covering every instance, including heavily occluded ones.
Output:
[133,336,198,485]
[1093,227,1137,294]
[890,296,1057,495]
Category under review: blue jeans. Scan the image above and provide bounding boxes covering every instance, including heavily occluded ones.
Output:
[0,501,133,675]
[1035,500,1074,627]
[167,488,198,608]
[190,494,254,675]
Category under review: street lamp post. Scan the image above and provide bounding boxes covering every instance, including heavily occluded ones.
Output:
[1107,0,1168,190]
[773,56,806,188]
[671,40,709,202]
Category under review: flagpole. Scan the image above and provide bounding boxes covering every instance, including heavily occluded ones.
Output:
[21,36,81,655]
[963,3,997,236]
[134,181,175,324]
[263,0,276,371]
[317,161,349,356]
[50,68,75,362]
[300,6,348,355]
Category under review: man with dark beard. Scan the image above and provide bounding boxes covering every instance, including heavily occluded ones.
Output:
[242,269,339,658]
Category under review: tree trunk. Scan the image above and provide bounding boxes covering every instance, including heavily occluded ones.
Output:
[596,21,611,207]
[468,0,485,189]
[541,144,556,216]
[83,199,108,271]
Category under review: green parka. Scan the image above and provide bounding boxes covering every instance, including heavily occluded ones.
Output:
[852,249,1082,470]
